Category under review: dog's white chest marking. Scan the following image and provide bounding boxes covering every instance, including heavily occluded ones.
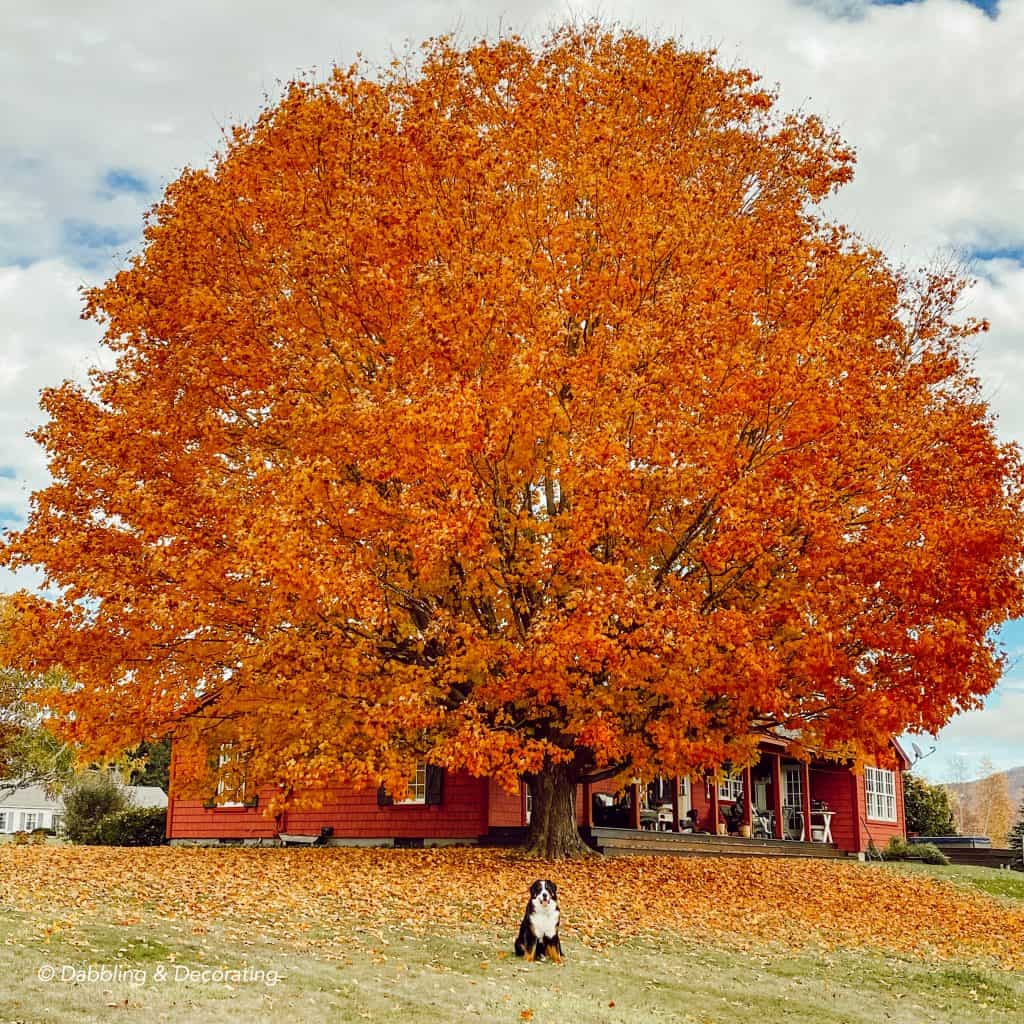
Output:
[529,902,559,940]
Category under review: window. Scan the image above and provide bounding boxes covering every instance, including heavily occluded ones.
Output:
[399,763,427,805]
[0,812,7,832]
[718,774,743,802]
[865,766,897,822]
[215,743,248,806]
[783,766,804,810]
[679,776,691,815]
[22,813,39,832]
[51,814,62,834]
[378,765,444,807]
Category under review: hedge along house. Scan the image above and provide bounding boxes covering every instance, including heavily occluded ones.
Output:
[165,737,909,856]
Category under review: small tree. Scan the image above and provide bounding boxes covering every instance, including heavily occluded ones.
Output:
[903,773,957,836]
[61,771,130,844]
[1009,799,1024,869]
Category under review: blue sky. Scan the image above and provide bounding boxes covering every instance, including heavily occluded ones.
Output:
[2,0,1023,783]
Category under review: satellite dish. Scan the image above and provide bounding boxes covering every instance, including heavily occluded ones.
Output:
[912,742,925,759]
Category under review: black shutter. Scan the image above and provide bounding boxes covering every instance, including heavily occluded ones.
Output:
[425,766,444,806]
[377,785,394,807]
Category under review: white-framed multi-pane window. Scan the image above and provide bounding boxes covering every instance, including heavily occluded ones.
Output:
[783,766,804,810]
[21,812,40,832]
[215,743,248,806]
[678,776,691,815]
[864,766,897,822]
[718,774,743,802]
[0,811,7,833]
[399,762,427,805]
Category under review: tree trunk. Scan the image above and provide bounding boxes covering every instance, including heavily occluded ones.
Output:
[523,759,597,859]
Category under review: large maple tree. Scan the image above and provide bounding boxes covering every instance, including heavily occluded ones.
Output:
[4,27,1023,857]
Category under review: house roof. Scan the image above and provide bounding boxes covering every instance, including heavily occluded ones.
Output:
[0,786,59,811]
[128,786,168,808]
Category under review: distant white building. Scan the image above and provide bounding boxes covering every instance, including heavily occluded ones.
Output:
[0,783,167,834]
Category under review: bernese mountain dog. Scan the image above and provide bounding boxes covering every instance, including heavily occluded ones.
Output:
[514,879,563,963]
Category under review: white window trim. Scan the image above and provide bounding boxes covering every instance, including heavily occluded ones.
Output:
[864,766,898,823]
[397,762,427,805]
[718,774,743,803]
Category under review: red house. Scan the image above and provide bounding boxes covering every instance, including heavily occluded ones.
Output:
[166,737,910,856]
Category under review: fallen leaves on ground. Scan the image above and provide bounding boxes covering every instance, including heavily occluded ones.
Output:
[1,846,1021,969]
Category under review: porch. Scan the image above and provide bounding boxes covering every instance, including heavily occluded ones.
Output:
[584,743,854,852]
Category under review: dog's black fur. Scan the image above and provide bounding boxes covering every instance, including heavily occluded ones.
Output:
[513,879,563,963]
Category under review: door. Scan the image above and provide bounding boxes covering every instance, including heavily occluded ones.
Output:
[783,766,804,839]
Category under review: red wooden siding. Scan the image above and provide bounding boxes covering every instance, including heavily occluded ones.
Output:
[809,763,860,853]
[169,788,281,841]
[487,779,524,828]
[168,772,488,841]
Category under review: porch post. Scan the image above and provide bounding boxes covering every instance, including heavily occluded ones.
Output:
[629,782,642,831]
[709,775,721,834]
[670,776,681,833]
[801,761,813,842]
[771,754,784,840]
[742,766,753,832]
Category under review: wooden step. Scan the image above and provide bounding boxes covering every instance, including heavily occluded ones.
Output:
[586,826,849,861]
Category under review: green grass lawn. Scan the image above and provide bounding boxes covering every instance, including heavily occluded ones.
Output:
[877,860,1024,902]
[2,866,1023,1024]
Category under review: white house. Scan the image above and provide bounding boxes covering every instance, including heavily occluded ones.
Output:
[0,783,167,835]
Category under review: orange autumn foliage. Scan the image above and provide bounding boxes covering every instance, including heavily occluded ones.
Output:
[2,27,1023,848]
[1,845,1022,970]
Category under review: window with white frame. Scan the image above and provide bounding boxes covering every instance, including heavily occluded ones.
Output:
[399,762,427,805]
[22,812,39,832]
[0,811,7,832]
[679,776,691,815]
[783,766,804,809]
[215,743,248,806]
[718,774,743,802]
[864,766,897,822]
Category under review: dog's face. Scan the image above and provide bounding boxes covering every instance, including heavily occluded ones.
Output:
[528,879,558,911]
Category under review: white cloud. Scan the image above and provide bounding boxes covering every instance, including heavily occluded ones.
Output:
[0,260,102,589]
[908,684,1024,780]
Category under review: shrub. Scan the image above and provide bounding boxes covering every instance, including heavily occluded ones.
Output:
[93,807,167,847]
[10,830,29,846]
[61,771,131,843]
[913,842,950,865]
[881,835,949,865]
[880,836,911,861]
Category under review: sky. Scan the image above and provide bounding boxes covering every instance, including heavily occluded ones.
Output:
[1,0,1023,784]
